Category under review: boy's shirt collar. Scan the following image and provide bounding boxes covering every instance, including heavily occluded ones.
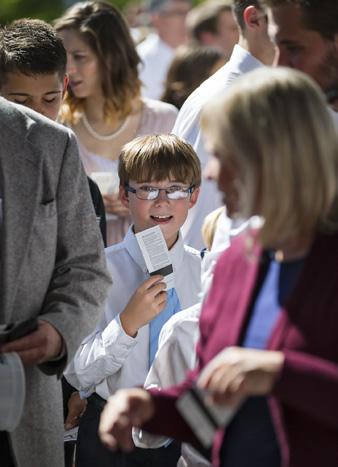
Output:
[124,226,185,274]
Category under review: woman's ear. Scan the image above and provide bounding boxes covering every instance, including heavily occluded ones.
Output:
[119,185,129,208]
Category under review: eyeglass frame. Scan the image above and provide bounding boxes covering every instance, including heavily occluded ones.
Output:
[124,183,195,201]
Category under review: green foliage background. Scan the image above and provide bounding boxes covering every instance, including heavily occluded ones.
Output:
[0,0,130,25]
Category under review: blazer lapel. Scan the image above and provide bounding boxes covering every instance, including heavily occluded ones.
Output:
[0,136,40,321]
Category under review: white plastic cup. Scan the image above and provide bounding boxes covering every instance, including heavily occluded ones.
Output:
[0,352,26,431]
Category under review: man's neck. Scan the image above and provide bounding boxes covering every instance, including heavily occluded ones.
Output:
[238,35,275,66]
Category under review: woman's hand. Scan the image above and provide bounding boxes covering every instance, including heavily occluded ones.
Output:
[103,193,130,217]
[198,347,284,407]
[99,388,154,452]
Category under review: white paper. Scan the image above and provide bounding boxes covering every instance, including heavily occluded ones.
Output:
[64,426,79,443]
[90,172,119,195]
[176,390,216,448]
[176,348,243,447]
[135,226,174,289]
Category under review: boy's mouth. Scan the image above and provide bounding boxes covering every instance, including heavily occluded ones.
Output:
[150,215,173,224]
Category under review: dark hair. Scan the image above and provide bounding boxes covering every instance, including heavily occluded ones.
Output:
[187,1,233,42]
[54,1,141,123]
[262,0,338,40]
[0,19,66,87]
[119,134,202,188]
[232,0,263,31]
[161,45,225,108]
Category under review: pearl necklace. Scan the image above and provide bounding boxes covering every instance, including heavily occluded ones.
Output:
[82,112,130,141]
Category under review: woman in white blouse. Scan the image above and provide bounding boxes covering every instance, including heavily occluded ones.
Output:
[55,1,178,245]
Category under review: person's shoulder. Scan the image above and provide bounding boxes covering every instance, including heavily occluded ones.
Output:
[159,303,201,344]
[0,98,74,162]
[173,62,230,139]
[136,33,158,57]
[142,97,178,116]
[179,61,231,114]
[182,243,202,267]
[214,223,261,276]
[1,97,68,135]
[139,98,178,134]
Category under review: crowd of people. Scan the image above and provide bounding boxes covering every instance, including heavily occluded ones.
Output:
[0,1,337,467]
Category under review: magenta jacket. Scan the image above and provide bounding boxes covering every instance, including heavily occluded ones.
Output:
[144,229,338,467]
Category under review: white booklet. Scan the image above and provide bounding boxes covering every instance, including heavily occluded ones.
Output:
[135,226,174,290]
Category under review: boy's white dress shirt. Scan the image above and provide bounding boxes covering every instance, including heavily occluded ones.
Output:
[65,227,201,400]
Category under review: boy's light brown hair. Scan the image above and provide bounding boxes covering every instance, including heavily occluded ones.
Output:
[118,134,201,188]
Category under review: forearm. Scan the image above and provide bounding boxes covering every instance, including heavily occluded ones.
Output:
[69,316,137,390]
[143,378,199,445]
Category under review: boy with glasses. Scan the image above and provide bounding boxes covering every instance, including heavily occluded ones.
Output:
[65,134,201,467]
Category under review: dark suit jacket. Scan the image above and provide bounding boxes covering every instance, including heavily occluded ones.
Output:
[144,228,338,467]
[88,177,107,247]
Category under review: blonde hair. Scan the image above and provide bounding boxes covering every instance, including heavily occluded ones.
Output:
[118,134,201,188]
[201,67,338,248]
[201,206,225,250]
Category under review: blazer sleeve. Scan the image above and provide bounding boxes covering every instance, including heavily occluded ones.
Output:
[38,131,111,376]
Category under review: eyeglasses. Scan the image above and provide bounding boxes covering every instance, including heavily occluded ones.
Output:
[125,184,195,200]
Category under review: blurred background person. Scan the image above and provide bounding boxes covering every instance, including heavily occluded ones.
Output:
[137,0,191,99]
[264,0,338,113]
[99,65,338,467]
[55,0,177,246]
[186,0,238,60]
[161,44,226,109]
[172,0,276,250]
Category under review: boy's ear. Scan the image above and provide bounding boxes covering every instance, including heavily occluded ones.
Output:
[119,185,129,208]
[189,187,200,208]
[62,75,69,98]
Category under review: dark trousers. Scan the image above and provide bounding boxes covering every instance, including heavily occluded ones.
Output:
[0,431,15,467]
[76,394,181,467]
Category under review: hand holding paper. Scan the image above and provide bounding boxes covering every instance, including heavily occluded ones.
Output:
[176,346,284,448]
[198,346,284,406]
[120,276,167,337]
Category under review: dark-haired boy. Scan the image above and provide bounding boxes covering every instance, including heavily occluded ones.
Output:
[0,18,107,243]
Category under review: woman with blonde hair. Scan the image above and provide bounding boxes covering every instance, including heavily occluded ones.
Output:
[99,67,338,467]
[55,1,177,245]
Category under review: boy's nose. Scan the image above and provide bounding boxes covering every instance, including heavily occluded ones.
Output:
[154,189,170,203]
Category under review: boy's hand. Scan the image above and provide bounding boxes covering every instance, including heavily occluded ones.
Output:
[64,391,87,430]
[99,388,154,452]
[120,276,166,337]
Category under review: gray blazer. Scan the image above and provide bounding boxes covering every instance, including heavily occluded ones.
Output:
[0,98,111,467]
